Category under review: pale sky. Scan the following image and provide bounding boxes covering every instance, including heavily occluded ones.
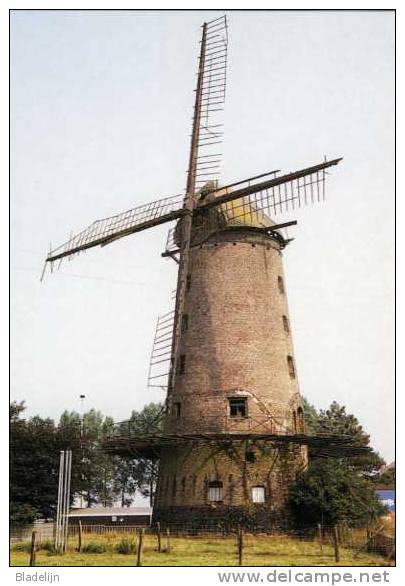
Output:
[10,10,395,462]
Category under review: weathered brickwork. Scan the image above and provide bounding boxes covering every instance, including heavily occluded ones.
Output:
[154,227,307,525]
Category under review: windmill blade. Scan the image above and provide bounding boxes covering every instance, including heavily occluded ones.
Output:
[196,157,343,223]
[147,310,175,390]
[46,193,185,263]
[193,15,228,188]
[167,17,228,404]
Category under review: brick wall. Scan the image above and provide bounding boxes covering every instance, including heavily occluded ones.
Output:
[154,228,307,523]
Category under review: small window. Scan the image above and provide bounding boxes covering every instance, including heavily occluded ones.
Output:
[208,480,223,502]
[293,410,297,432]
[178,354,186,375]
[229,398,247,418]
[278,276,285,294]
[297,407,304,433]
[181,314,189,332]
[252,486,266,503]
[246,450,256,463]
[283,315,290,333]
[287,355,296,379]
[186,274,191,291]
[181,476,186,492]
[174,402,181,418]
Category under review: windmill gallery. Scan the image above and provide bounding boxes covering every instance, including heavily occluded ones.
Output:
[44,16,350,527]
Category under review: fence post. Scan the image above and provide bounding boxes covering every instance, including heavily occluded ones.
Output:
[165,527,171,552]
[332,526,340,563]
[29,531,36,567]
[156,522,162,553]
[136,528,144,567]
[78,520,82,553]
[317,523,323,554]
[237,527,244,566]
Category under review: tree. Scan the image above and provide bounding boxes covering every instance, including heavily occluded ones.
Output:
[289,459,387,528]
[302,397,319,435]
[57,409,116,507]
[10,402,61,521]
[112,457,138,507]
[315,401,384,478]
[10,400,26,422]
[108,403,164,507]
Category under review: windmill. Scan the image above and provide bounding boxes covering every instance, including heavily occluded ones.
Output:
[45,16,345,526]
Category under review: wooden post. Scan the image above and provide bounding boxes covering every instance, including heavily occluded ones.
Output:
[78,520,82,553]
[29,531,36,567]
[136,528,144,567]
[237,527,244,566]
[156,522,162,553]
[317,523,323,554]
[165,527,171,553]
[332,526,340,563]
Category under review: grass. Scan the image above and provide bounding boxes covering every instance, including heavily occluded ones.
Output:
[10,532,393,567]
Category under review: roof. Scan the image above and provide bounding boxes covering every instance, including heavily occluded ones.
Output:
[174,182,277,248]
[69,507,152,517]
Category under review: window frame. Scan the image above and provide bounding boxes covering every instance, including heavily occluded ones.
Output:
[173,401,181,418]
[251,485,266,503]
[208,480,224,502]
[228,397,248,418]
[287,355,296,379]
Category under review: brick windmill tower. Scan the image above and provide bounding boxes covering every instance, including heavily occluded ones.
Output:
[44,16,342,526]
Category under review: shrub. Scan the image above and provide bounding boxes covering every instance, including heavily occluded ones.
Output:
[115,538,137,554]
[40,539,55,552]
[81,541,106,554]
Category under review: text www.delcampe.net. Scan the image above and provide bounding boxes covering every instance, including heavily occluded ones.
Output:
[217,570,391,585]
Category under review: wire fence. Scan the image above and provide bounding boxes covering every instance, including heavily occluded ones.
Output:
[11,521,395,563]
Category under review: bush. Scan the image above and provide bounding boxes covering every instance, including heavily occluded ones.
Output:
[40,539,55,552]
[115,538,137,554]
[81,541,106,554]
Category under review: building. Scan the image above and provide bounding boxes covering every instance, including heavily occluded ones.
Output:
[68,507,152,527]
[152,197,308,526]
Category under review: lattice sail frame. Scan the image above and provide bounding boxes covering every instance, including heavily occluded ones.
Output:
[194,15,228,188]
[147,310,175,390]
[44,159,341,268]
[44,194,185,266]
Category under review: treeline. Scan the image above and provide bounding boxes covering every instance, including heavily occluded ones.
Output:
[10,398,392,528]
[10,401,162,526]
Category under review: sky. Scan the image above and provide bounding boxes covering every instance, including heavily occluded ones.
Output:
[10,10,395,462]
